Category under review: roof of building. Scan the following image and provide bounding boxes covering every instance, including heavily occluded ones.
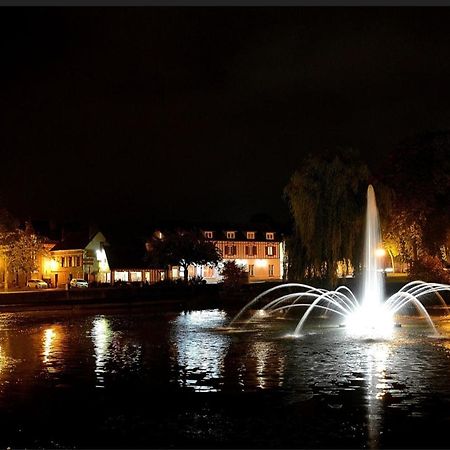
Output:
[51,232,92,251]
[202,229,282,242]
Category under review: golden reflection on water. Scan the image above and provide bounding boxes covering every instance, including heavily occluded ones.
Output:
[42,326,64,372]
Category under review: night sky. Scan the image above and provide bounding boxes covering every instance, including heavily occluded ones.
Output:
[2,7,450,227]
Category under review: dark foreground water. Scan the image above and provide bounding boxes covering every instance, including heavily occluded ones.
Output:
[1,303,450,448]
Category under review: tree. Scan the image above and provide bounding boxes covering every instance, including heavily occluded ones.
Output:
[220,260,247,290]
[4,228,50,287]
[284,148,370,286]
[380,131,450,262]
[147,229,221,282]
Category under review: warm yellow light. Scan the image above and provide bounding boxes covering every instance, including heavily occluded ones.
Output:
[375,248,386,257]
[255,259,268,268]
[44,258,58,272]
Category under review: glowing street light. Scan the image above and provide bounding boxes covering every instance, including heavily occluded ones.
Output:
[375,248,386,258]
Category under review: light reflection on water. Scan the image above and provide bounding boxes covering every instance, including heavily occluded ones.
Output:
[171,310,231,391]
[90,316,112,386]
[0,308,447,446]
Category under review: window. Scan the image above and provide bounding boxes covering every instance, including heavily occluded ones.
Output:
[76,256,81,267]
[266,232,274,240]
[61,257,65,267]
[130,271,142,282]
[226,231,235,239]
[68,256,72,267]
[224,245,236,256]
[204,231,213,239]
[266,246,276,256]
[247,232,255,240]
[269,265,274,277]
[249,265,254,277]
[247,245,257,256]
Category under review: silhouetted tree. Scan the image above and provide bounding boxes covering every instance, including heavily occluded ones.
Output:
[284,148,370,286]
[220,260,247,290]
[148,229,221,282]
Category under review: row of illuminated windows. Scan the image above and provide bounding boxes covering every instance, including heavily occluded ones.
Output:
[223,245,277,257]
[60,256,82,268]
[204,231,275,240]
[248,265,275,277]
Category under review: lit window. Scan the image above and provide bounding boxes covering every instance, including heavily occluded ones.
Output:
[204,231,213,239]
[266,232,274,240]
[247,232,255,240]
[269,265,274,277]
[266,246,276,256]
[226,231,235,239]
[249,265,254,277]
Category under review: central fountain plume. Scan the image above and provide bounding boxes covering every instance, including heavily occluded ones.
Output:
[228,185,450,339]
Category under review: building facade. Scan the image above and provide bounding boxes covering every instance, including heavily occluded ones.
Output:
[170,229,285,283]
[49,231,111,287]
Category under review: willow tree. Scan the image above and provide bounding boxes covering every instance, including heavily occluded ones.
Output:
[284,148,370,286]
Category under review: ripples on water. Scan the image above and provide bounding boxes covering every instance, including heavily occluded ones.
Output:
[0,307,449,447]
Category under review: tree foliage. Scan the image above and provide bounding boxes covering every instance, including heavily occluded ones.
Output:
[147,229,221,282]
[0,217,50,287]
[220,260,247,290]
[284,148,370,286]
[380,131,450,263]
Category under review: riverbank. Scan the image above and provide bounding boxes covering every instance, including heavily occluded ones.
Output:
[0,277,432,313]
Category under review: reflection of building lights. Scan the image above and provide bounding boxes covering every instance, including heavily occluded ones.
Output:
[92,317,112,386]
[43,328,56,363]
[173,310,229,392]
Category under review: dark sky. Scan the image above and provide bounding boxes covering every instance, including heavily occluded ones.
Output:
[2,7,450,226]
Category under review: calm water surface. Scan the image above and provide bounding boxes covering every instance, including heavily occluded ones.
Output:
[0,304,450,448]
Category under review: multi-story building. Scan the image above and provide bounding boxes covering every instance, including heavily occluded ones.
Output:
[50,231,111,287]
[174,229,285,283]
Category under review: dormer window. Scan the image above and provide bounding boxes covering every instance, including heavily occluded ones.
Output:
[204,231,213,239]
[226,231,236,239]
[266,232,274,240]
[247,232,255,240]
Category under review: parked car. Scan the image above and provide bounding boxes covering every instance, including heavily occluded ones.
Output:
[27,279,48,289]
[70,278,89,288]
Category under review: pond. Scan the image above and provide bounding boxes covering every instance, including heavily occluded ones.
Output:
[0,303,450,448]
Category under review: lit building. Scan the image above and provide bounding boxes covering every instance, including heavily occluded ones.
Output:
[171,229,285,283]
[50,231,111,287]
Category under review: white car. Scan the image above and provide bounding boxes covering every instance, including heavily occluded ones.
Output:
[27,279,48,289]
[70,278,89,288]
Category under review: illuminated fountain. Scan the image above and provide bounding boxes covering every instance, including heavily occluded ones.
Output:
[228,185,450,339]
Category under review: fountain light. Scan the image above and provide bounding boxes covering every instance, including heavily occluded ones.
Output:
[345,304,394,339]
